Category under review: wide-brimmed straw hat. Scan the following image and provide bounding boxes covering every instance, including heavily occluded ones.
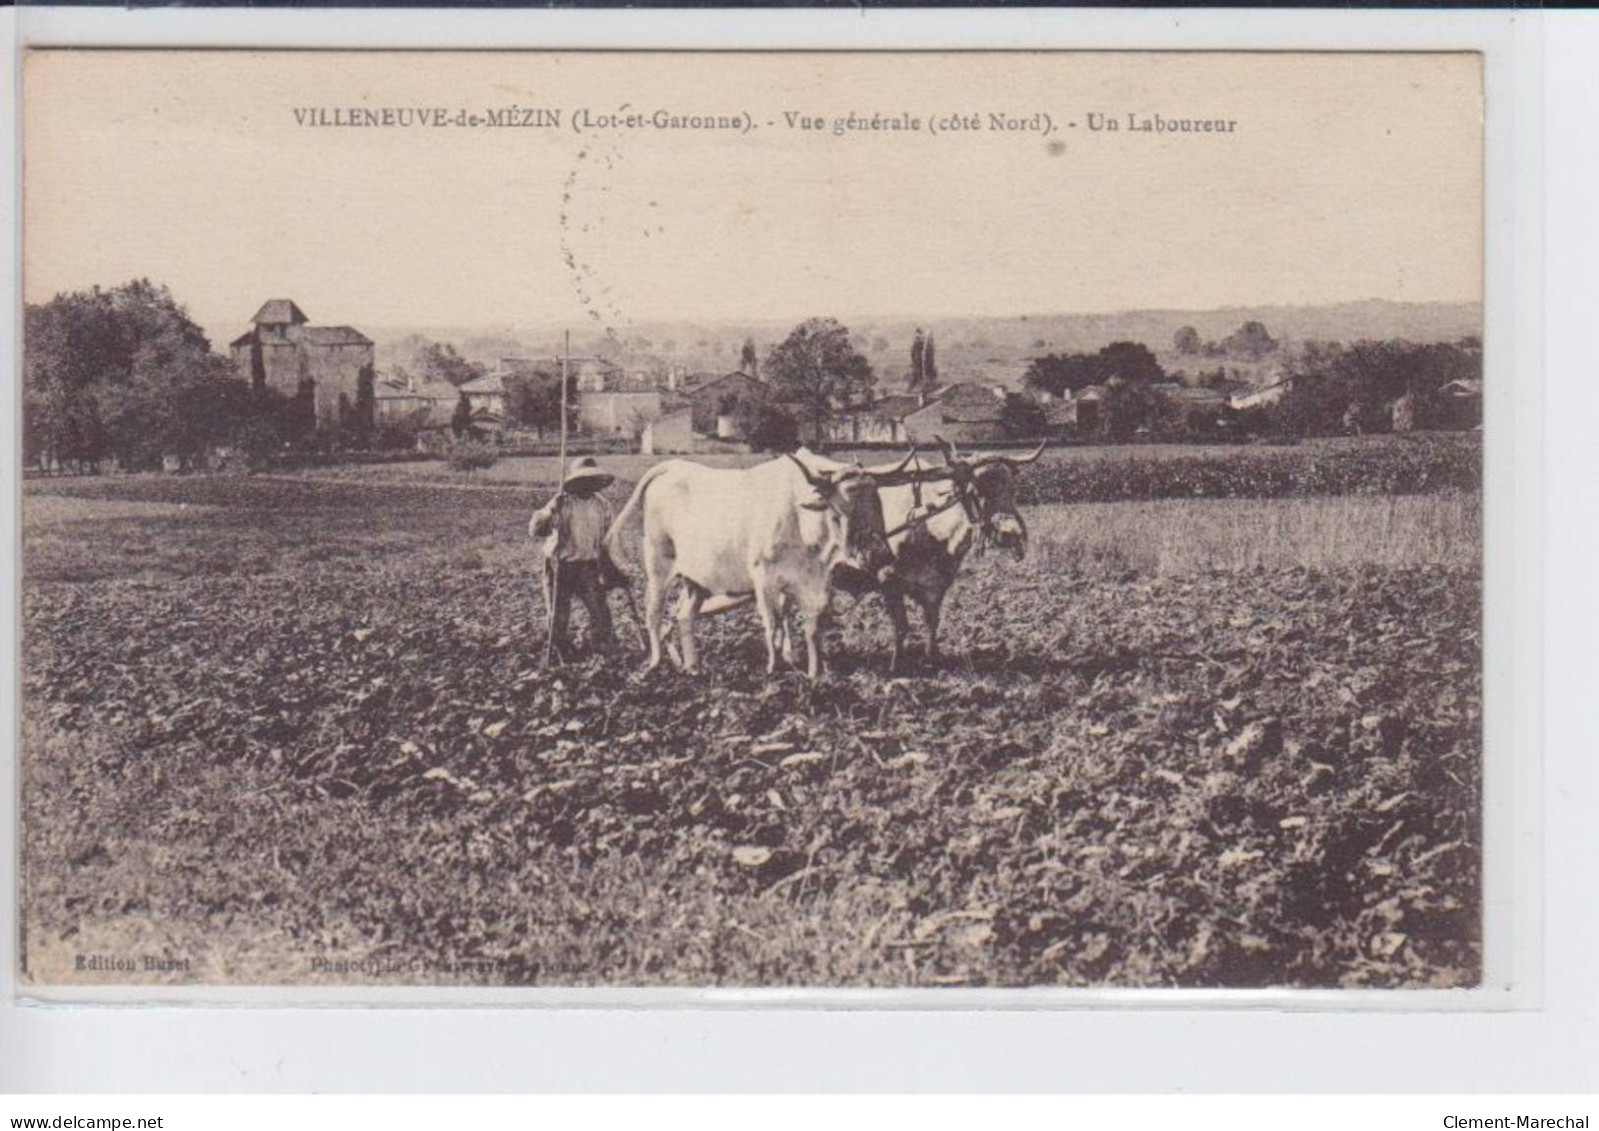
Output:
[562,457,614,490]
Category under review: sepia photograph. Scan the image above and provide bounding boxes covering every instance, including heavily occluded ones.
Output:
[18,48,1486,992]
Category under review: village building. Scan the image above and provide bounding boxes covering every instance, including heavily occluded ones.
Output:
[1437,377,1483,430]
[1042,398,1078,435]
[585,362,683,438]
[901,383,1010,444]
[640,408,696,455]
[488,355,681,438]
[1069,385,1107,432]
[374,373,461,430]
[1228,376,1291,411]
[683,371,766,436]
[457,371,508,419]
[818,394,921,445]
[1151,382,1232,431]
[568,357,627,392]
[230,300,374,428]
[574,387,666,438]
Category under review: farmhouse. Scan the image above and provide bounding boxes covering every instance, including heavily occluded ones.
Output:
[1042,398,1077,435]
[1072,385,1107,431]
[684,371,766,436]
[901,383,1009,444]
[587,368,689,437]
[568,356,626,391]
[230,300,374,428]
[820,394,921,445]
[492,355,680,437]
[1229,376,1291,411]
[577,388,668,437]
[1438,378,1483,430]
[493,356,625,394]
[457,371,508,418]
[374,373,460,429]
[640,408,695,455]
[1151,383,1231,430]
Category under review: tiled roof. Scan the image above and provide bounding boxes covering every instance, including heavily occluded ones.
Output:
[301,326,372,346]
[1156,384,1229,403]
[686,371,765,400]
[937,383,1005,406]
[375,379,460,402]
[867,395,921,419]
[940,407,1006,424]
[458,373,506,395]
[906,383,1004,423]
[251,299,308,326]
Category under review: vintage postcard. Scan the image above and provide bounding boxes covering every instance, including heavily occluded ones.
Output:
[19,49,1485,993]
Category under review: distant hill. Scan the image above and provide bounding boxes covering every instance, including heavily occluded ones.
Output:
[362,299,1482,393]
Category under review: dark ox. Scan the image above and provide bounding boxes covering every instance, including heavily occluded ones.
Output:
[834,437,1044,670]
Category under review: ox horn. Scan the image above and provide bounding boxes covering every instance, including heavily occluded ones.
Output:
[871,447,955,488]
[933,434,962,466]
[880,448,917,478]
[785,451,833,492]
[1010,439,1049,465]
[972,439,1048,471]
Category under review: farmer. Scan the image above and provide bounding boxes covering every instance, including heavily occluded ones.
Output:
[529,457,626,660]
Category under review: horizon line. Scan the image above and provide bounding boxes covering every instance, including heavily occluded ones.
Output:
[280,295,1484,337]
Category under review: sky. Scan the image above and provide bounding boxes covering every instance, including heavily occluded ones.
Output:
[24,50,1482,349]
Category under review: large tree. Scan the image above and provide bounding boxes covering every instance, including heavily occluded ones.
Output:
[1023,353,1099,398]
[1024,340,1165,400]
[1223,320,1279,360]
[1098,341,1165,384]
[415,341,486,387]
[764,318,875,430]
[24,279,244,471]
[999,393,1047,440]
[504,369,577,435]
[1270,337,1481,436]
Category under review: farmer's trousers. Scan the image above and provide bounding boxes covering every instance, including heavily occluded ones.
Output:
[545,558,617,658]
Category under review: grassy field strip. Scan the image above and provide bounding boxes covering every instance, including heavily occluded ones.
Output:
[1031,494,1481,577]
[243,433,1481,499]
[24,484,1480,588]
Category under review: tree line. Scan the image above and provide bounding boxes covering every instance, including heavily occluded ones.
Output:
[1021,329,1481,440]
[24,281,1483,476]
[24,280,394,472]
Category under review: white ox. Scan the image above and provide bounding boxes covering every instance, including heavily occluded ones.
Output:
[690,439,1044,670]
[604,449,919,679]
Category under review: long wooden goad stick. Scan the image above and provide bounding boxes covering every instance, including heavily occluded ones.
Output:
[542,330,570,668]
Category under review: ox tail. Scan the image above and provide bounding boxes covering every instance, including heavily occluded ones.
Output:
[605,460,676,565]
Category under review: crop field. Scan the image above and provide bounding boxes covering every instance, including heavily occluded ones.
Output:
[20,444,1481,989]
[291,432,1480,504]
